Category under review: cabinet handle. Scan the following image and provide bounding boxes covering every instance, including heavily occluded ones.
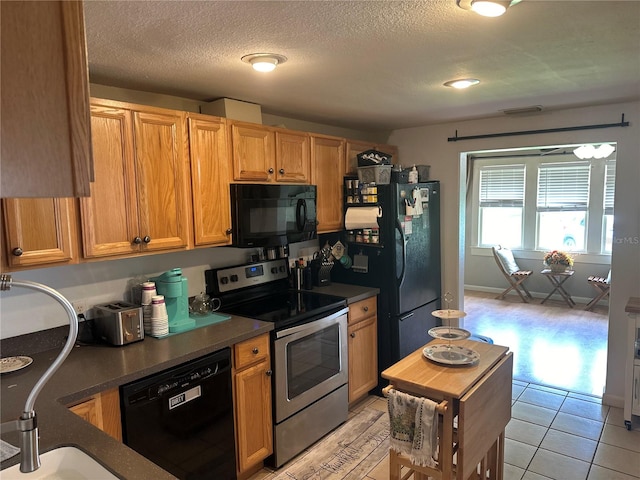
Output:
[279,168,285,174]
[635,377,639,400]
[266,370,273,377]
[226,228,232,235]
[252,347,259,354]
[143,236,151,244]
[363,306,369,312]
[132,237,142,245]
[11,247,23,257]
[268,168,274,174]
[350,332,356,338]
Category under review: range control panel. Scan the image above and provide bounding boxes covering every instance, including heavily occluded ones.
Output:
[214,259,288,293]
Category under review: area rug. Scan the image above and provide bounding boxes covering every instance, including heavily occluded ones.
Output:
[273,407,390,480]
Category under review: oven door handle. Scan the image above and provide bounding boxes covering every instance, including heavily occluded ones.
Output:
[275,307,349,339]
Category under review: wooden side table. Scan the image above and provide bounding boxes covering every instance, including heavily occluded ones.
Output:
[382,340,512,480]
[541,269,576,307]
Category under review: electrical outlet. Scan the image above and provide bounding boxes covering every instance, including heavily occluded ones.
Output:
[71,299,89,315]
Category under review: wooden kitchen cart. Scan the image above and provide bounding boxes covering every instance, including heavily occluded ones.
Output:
[382,340,513,480]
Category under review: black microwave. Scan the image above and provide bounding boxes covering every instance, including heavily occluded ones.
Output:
[230,184,317,247]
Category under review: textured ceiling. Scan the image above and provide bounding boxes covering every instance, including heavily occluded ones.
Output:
[84,0,640,131]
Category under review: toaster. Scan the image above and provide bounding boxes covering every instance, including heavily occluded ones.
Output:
[93,301,144,346]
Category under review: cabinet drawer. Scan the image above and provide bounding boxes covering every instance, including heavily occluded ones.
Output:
[235,333,270,370]
[348,296,377,325]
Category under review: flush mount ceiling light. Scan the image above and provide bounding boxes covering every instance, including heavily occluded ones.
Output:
[443,78,480,89]
[573,144,616,160]
[241,53,287,72]
[456,0,521,17]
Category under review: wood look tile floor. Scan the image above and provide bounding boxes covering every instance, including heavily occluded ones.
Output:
[250,386,640,480]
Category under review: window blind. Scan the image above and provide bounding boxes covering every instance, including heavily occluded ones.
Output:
[479,165,525,207]
[604,161,616,214]
[537,162,590,211]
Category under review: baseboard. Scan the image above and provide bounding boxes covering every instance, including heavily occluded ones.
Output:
[463,285,606,307]
[602,392,624,408]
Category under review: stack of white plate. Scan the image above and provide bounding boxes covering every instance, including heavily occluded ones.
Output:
[150,295,169,337]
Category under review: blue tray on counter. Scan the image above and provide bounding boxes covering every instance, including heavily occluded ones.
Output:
[147,312,231,339]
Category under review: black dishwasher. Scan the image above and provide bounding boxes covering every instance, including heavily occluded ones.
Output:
[120,348,236,479]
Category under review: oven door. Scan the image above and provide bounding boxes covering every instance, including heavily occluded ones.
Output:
[273,307,348,424]
[230,183,317,247]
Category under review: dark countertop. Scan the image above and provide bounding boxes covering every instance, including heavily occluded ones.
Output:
[311,283,379,304]
[0,283,378,479]
[1,315,273,479]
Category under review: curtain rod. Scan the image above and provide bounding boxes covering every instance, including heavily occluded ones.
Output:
[448,114,629,142]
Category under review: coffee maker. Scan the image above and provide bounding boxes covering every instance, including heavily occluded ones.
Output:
[152,268,195,333]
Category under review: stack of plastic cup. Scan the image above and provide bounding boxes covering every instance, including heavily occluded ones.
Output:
[141,282,156,335]
[150,295,169,337]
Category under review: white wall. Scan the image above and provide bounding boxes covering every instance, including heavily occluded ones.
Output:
[389,101,640,406]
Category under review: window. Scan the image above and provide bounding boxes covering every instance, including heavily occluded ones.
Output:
[472,148,615,256]
[536,162,590,251]
[478,165,525,248]
[603,161,616,252]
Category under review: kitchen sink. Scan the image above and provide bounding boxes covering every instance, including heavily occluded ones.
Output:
[1,446,118,479]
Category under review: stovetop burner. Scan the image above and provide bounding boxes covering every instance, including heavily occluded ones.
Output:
[204,259,347,330]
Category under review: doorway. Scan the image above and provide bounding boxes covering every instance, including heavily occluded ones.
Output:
[461,143,614,396]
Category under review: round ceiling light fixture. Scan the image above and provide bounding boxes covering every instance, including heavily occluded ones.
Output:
[456,0,520,17]
[443,78,480,89]
[241,53,287,72]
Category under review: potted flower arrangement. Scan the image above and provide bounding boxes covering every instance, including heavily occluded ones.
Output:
[543,250,574,273]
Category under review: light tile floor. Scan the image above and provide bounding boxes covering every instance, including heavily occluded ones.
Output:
[250,381,640,480]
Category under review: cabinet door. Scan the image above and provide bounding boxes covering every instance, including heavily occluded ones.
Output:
[275,131,310,183]
[633,365,640,416]
[231,123,274,182]
[348,315,378,403]
[345,140,375,175]
[234,360,273,473]
[311,135,345,233]
[132,110,190,252]
[188,115,232,246]
[68,388,122,442]
[1,0,92,198]
[2,198,75,268]
[80,105,139,258]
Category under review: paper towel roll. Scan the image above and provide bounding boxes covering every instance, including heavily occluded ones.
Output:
[345,206,382,230]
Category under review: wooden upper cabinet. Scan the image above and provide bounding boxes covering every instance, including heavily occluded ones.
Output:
[345,140,376,175]
[1,1,93,198]
[132,109,190,252]
[188,114,232,246]
[81,100,190,258]
[345,140,399,174]
[230,122,275,182]
[275,130,310,183]
[2,198,76,268]
[230,121,310,184]
[311,134,346,233]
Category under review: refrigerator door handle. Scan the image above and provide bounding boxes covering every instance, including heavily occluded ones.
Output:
[399,312,414,322]
[395,218,407,287]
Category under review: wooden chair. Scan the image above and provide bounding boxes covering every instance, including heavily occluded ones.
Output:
[585,270,611,311]
[492,246,533,303]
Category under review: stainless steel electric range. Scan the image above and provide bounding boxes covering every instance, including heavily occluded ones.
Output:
[205,259,349,467]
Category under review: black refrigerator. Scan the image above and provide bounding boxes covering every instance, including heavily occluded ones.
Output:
[326,179,442,388]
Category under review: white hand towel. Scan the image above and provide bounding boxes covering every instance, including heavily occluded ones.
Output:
[387,389,438,467]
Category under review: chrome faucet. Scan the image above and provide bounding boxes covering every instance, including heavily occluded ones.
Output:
[0,274,78,473]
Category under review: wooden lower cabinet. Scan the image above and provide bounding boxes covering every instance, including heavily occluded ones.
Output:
[348,297,378,404]
[67,388,122,441]
[233,334,273,478]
